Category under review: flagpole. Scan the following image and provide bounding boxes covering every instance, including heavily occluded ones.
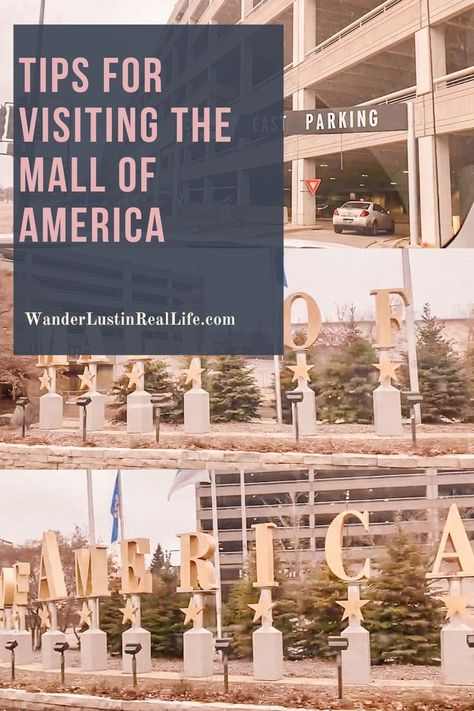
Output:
[117,469,126,539]
[86,469,96,545]
[210,470,222,638]
[86,469,99,627]
[240,468,248,564]
[274,355,282,425]
[402,250,421,423]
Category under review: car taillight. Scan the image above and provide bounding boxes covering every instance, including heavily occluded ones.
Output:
[360,210,370,217]
[334,209,339,215]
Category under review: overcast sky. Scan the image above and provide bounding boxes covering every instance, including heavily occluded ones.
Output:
[0,468,195,557]
[285,248,474,321]
[0,0,176,184]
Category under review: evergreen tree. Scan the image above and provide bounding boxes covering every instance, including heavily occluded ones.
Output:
[149,543,166,577]
[100,592,124,654]
[412,304,469,423]
[111,358,183,423]
[223,569,255,658]
[290,563,348,659]
[208,356,261,422]
[316,309,377,423]
[365,528,444,665]
[463,337,474,420]
[141,552,185,657]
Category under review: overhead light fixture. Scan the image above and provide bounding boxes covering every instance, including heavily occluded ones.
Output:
[330,177,336,180]
[319,163,328,167]
[360,183,365,187]
[361,174,368,177]
[390,181,397,185]
[403,170,409,174]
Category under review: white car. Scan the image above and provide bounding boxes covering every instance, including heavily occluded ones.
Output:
[333,201,395,236]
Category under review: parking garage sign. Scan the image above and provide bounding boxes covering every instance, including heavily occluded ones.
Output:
[285,104,408,135]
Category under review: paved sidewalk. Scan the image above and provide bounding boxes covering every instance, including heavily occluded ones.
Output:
[0,661,451,690]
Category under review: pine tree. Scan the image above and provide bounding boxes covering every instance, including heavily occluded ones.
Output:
[316,309,377,423]
[111,358,183,423]
[223,569,256,658]
[141,552,185,657]
[413,304,469,423]
[290,563,348,659]
[100,592,124,654]
[208,356,261,422]
[365,528,444,665]
[463,338,474,421]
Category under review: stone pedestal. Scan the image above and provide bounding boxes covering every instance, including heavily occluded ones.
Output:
[41,629,67,670]
[183,627,214,678]
[79,391,105,432]
[341,624,371,685]
[80,628,108,671]
[293,386,317,436]
[126,391,153,433]
[373,384,403,436]
[39,392,63,430]
[252,626,284,681]
[184,389,210,434]
[122,627,151,674]
[441,620,474,685]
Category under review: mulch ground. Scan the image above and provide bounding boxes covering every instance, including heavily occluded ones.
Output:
[0,655,470,710]
[1,421,474,456]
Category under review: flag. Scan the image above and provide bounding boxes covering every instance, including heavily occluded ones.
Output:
[168,469,210,500]
[110,472,121,543]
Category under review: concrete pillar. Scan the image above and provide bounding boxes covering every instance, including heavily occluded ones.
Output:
[241,0,253,21]
[426,467,440,546]
[309,468,316,552]
[237,170,250,206]
[418,135,452,247]
[292,0,317,66]
[39,392,63,430]
[291,87,316,225]
[252,589,283,681]
[291,351,317,436]
[341,584,371,685]
[122,596,152,674]
[183,593,214,678]
[291,158,316,225]
[441,578,474,685]
[415,26,452,247]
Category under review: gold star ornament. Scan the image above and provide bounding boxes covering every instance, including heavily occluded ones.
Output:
[248,592,276,623]
[120,597,138,625]
[182,361,204,386]
[39,605,51,629]
[444,594,470,621]
[373,360,402,384]
[126,364,142,390]
[287,362,314,383]
[39,370,52,392]
[79,601,92,628]
[78,366,95,391]
[336,597,369,622]
[180,598,203,626]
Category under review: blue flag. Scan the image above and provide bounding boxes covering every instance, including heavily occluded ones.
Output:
[110,472,121,543]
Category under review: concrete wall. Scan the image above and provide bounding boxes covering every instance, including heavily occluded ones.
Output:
[0,441,473,471]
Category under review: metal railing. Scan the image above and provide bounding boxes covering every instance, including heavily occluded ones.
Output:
[434,65,474,88]
[357,85,417,106]
[306,0,403,57]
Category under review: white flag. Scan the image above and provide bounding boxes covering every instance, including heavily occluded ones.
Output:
[167,469,210,500]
